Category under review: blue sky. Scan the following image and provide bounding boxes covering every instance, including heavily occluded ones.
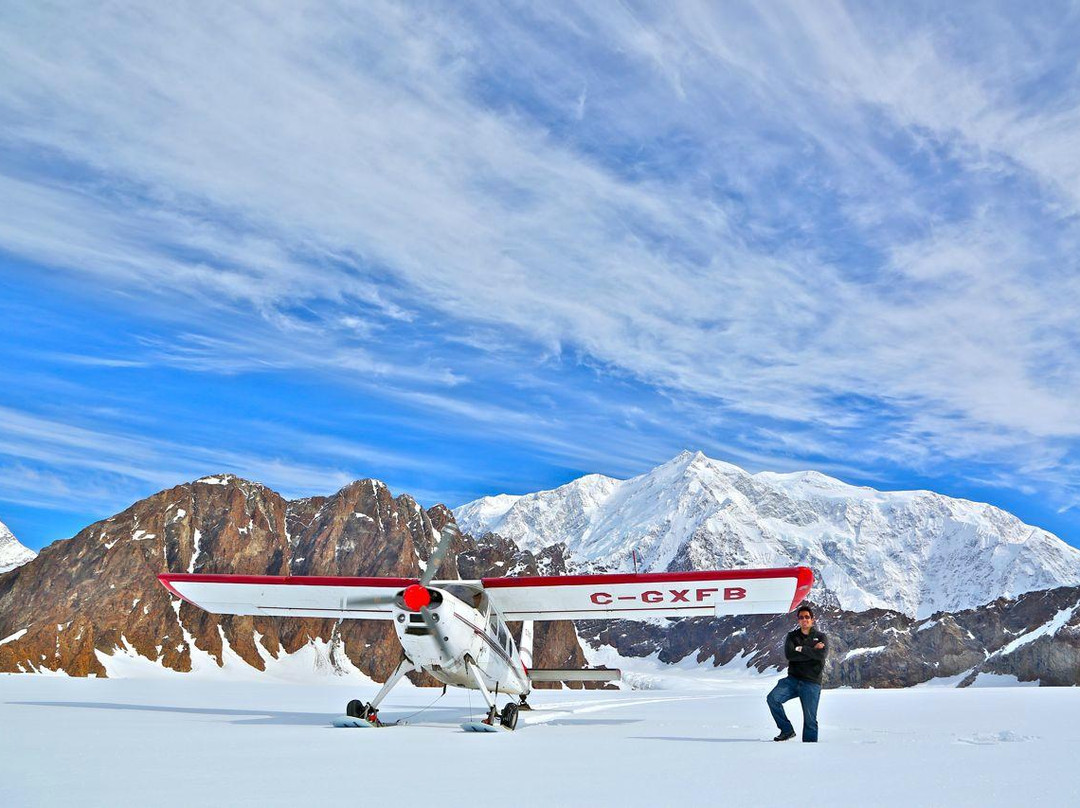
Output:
[2,1,1080,552]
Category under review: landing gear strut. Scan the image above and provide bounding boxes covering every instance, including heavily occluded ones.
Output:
[464,654,519,731]
[345,656,414,727]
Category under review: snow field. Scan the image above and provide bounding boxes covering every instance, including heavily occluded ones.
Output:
[1,674,1076,808]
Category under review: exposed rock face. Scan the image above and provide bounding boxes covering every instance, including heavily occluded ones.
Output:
[577,585,1080,687]
[0,475,586,683]
[4,472,1077,688]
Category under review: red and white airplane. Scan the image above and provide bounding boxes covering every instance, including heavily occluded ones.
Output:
[159,527,812,731]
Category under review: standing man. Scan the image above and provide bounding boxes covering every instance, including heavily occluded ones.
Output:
[767,604,827,742]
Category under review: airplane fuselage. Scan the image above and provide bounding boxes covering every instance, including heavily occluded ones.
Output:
[395,587,530,696]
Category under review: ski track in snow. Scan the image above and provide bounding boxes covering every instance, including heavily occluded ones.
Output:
[1,674,1077,808]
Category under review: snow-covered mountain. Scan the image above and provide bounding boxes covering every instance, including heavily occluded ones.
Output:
[455,451,1080,618]
[0,518,37,574]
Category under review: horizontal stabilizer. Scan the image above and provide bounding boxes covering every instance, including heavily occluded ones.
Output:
[482,567,813,621]
[527,668,621,683]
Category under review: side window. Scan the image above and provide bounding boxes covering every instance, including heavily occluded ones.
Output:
[469,590,489,614]
[498,625,508,650]
[488,613,498,637]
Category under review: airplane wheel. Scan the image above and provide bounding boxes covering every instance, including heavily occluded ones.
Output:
[500,702,519,730]
[347,700,379,723]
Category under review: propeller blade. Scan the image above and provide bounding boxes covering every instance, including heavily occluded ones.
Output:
[343,592,401,610]
[420,605,454,660]
[419,524,459,587]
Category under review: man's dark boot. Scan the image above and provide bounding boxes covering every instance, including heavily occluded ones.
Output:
[773,730,796,741]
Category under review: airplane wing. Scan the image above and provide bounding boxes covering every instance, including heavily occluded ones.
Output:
[481,567,813,620]
[158,573,414,620]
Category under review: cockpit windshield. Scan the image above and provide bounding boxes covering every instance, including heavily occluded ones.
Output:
[443,584,487,613]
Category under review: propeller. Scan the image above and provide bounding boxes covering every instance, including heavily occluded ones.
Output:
[420,523,458,586]
[419,599,454,660]
[342,523,458,608]
[342,591,399,610]
[415,524,458,658]
[343,524,461,659]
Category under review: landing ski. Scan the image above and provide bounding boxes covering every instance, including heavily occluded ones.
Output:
[461,721,511,733]
[332,715,386,728]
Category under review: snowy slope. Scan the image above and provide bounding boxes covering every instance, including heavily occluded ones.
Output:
[0,519,36,574]
[455,451,1080,618]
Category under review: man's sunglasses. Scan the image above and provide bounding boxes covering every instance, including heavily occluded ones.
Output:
[797,615,813,620]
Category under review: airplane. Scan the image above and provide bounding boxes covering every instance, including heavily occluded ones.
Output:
[158,526,813,731]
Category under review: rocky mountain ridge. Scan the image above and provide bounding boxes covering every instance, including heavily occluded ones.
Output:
[0,475,585,681]
[3,469,1079,687]
[456,451,1080,618]
[578,583,1080,687]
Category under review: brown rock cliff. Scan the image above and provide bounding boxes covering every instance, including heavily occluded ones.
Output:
[0,475,586,684]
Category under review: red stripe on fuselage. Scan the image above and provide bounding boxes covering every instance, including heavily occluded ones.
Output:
[454,613,515,668]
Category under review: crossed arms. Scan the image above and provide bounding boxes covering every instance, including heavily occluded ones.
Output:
[785,632,826,661]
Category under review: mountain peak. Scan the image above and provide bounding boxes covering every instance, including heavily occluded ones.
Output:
[193,473,248,486]
[0,475,489,679]
[455,455,1080,617]
[671,449,704,462]
[0,518,37,574]
[187,474,287,498]
[653,450,746,479]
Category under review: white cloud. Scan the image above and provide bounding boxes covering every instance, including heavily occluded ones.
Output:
[0,403,435,516]
[1,1,1079,509]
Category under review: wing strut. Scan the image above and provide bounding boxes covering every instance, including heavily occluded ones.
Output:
[519,620,534,670]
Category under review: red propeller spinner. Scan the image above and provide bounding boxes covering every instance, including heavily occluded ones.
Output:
[402,583,432,611]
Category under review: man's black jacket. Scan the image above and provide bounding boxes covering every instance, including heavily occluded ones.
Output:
[784,627,828,684]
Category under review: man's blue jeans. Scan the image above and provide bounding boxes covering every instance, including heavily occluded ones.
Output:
[767,676,821,742]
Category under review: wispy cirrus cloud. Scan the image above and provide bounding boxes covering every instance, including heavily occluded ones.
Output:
[0,403,464,523]
[2,1,1080,544]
